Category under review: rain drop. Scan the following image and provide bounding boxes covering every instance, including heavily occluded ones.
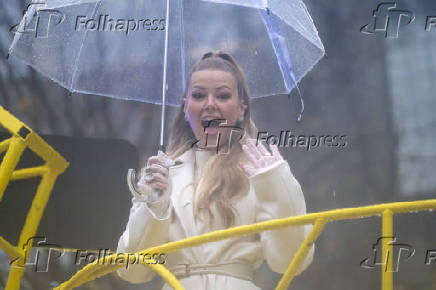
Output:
[49,281,60,287]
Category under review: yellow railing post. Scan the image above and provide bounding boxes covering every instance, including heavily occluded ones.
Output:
[0,136,26,201]
[0,105,69,290]
[382,209,393,290]
[276,218,327,290]
[6,172,58,290]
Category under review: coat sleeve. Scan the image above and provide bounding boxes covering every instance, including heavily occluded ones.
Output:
[251,160,314,275]
[116,184,171,283]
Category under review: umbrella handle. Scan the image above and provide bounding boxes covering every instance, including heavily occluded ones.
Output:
[126,168,162,202]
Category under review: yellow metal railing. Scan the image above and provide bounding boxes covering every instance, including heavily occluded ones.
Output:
[55,198,436,290]
[1,105,434,290]
[0,105,69,290]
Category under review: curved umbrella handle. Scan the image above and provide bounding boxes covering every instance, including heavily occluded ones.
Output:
[126,168,162,202]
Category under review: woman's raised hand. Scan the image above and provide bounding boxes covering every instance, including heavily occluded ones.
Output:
[241,138,283,177]
[138,151,174,192]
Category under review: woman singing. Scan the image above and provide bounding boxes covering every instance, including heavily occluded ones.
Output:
[117,51,313,289]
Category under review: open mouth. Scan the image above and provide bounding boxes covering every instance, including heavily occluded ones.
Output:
[201,119,225,129]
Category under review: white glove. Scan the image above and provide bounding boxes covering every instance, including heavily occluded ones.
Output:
[241,138,284,177]
[137,150,175,198]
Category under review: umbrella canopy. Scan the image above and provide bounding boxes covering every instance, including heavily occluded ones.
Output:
[9,0,324,106]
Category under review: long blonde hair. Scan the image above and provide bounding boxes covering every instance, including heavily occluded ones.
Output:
[167,51,257,227]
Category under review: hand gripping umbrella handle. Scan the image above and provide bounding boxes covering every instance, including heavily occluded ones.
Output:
[126,146,167,201]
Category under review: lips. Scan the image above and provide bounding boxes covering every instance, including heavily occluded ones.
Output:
[201,118,225,128]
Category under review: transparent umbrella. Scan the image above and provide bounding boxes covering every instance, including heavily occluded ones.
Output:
[9,0,324,147]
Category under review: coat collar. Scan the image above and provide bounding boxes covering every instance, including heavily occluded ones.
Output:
[171,147,215,168]
[172,148,195,167]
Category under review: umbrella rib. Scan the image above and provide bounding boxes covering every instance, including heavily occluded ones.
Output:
[70,1,102,92]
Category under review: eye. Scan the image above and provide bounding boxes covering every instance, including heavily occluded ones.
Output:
[192,92,205,99]
[217,93,231,100]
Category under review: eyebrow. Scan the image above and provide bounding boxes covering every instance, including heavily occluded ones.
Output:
[192,85,231,90]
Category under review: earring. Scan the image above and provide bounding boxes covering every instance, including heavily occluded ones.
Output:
[184,114,189,122]
[239,116,244,123]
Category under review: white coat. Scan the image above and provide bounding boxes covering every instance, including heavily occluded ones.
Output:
[117,148,314,289]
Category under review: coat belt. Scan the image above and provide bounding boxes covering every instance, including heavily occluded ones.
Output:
[169,262,254,282]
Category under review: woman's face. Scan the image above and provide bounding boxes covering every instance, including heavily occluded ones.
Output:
[184,69,246,148]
